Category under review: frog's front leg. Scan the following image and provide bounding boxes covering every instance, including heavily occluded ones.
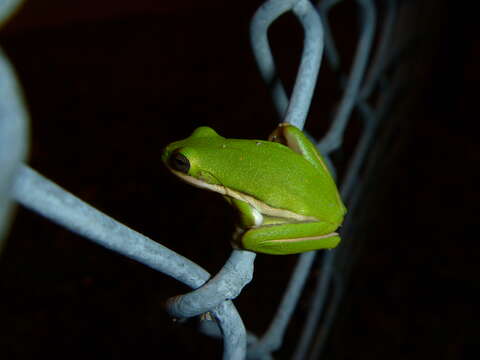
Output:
[227,197,340,255]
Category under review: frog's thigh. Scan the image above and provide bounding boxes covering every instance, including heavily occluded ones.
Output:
[241,222,341,255]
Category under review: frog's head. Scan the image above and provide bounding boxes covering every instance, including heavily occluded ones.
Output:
[162,127,224,188]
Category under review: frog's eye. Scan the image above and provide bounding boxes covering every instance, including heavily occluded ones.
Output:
[169,151,190,174]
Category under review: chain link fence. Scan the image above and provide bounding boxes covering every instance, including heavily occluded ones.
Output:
[1,0,430,359]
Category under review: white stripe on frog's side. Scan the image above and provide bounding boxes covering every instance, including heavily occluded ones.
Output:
[168,168,317,222]
[261,232,338,244]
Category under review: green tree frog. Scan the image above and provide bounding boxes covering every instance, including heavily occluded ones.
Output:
[162,123,346,255]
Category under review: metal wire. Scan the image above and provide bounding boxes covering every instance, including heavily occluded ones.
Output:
[0,0,23,28]
[0,45,29,252]
[318,0,377,154]
[12,165,250,360]
[251,0,324,129]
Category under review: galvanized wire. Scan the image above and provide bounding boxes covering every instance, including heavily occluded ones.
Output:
[318,0,377,154]
[251,0,324,129]
[0,47,29,251]
[12,165,251,360]
[0,0,23,28]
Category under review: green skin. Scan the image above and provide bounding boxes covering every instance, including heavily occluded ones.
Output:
[162,123,346,255]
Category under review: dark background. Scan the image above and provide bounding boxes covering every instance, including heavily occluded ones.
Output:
[0,0,478,359]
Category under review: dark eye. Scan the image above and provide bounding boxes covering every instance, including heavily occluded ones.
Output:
[169,152,190,174]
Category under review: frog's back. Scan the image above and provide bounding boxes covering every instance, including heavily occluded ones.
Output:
[199,138,346,223]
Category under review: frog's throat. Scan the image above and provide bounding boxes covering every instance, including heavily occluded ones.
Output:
[170,169,317,222]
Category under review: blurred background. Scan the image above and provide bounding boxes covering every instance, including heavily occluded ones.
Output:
[0,0,478,358]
